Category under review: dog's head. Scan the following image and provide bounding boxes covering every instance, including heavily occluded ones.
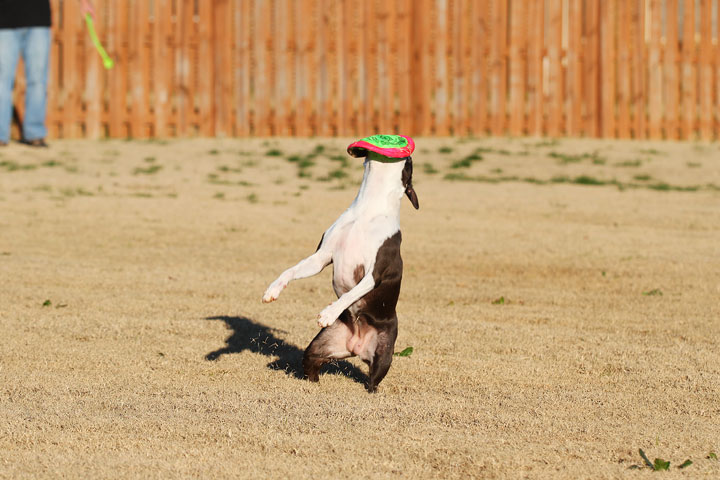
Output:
[401,157,419,210]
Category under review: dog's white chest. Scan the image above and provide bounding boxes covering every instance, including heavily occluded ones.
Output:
[331,222,371,295]
[330,215,399,296]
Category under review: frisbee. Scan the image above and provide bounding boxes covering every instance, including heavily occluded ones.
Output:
[347,134,415,161]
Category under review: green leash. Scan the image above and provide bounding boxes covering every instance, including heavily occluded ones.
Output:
[85,14,114,69]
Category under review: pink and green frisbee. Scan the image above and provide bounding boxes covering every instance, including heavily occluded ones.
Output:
[347,134,415,162]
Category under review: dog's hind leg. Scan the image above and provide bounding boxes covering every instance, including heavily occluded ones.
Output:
[365,324,398,393]
[303,314,353,382]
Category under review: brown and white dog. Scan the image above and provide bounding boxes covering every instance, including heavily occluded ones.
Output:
[262,146,418,392]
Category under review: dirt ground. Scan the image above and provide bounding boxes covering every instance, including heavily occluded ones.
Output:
[1,137,719,479]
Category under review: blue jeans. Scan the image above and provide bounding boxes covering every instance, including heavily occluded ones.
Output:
[0,27,51,143]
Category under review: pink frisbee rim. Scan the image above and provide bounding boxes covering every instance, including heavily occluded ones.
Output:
[347,135,415,158]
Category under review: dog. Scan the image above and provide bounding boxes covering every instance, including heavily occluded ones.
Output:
[262,135,419,392]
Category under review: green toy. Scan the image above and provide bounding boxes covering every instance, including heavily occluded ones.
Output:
[85,14,114,69]
[347,134,415,160]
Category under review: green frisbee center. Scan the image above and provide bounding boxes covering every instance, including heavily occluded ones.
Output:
[362,134,408,149]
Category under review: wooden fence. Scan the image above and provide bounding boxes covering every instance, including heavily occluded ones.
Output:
[9,0,720,140]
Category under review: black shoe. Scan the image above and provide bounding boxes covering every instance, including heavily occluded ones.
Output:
[20,138,49,148]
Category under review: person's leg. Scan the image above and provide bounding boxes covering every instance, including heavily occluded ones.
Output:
[21,27,51,142]
[0,29,22,143]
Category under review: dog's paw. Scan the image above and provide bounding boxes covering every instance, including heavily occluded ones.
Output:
[317,305,339,328]
[262,281,286,303]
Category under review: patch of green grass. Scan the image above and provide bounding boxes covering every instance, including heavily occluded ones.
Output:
[686,162,701,168]
[317,168,348,182]
[492,296,506,305]
[615,159,643,167]
[42,300,52,307]
[265,149,283,157]
[444,170,712,193]
[298,157,315,169]
[708,452,717,460]
[637,449,670,471]
[633,449,692,471]
[573,175,605,186]
[0,160,37,171]
[548,151,606,165]
[490,168,503,174]
[450,158,473,169]
[531,138,560,148]
[329,155,350,168]
[217,165,243,173]
[207,174,254,187]
[144,156,156,163]
[59,187,94,197]
[422,163,438,175]
[327,169,347,179]
[642,288,663,296]
[444,172,505,183]
[438,146,454,154]
[133,165,163,175]
[246,193,258,204]
[638,148,663,155]
[451,152,484,169]
[648,182,700,192]
[42,160,62,168]
[208,149,220,155]
[393,347,414,357]
[213,192,225,200]
[633,174,652,181]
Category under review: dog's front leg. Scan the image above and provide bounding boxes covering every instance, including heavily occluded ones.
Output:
[317,273,375,327]
[262,249,332,303]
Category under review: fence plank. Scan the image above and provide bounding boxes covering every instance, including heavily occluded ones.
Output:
[410,0,431,135]
[585,0,600,137]
[84,0,102,139]
[600,0,617,137]
[472,0,489,135]
[397,0,412,135]
[567,0,583,137]
[680,0,696,139]
[547,0,563,137]
[61,0,79,137]
[47,1,60,138]
[508,0,525,136]
[153,0,171,137]
[527,0,544,136]
[648,0,662,138]
[197,1,214,136]
[616,0,631,138]
[664,0,679,139]
[698,0,713,140]
[631,0,646,138]
[716,0,720,139]
[489,0,507,136]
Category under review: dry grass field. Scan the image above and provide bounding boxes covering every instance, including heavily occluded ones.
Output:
[1,137,719,479]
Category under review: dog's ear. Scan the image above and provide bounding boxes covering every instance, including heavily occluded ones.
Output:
[402,157,419,210]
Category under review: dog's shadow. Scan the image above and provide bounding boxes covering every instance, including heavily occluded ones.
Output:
[205,316,367,385]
